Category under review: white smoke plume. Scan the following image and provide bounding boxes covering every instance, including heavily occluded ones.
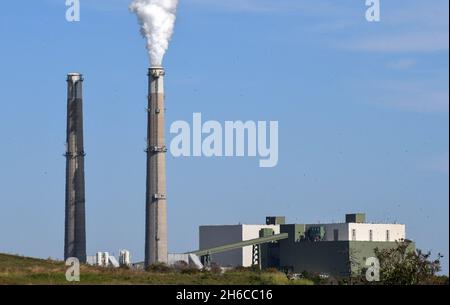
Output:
[130,0,179,67]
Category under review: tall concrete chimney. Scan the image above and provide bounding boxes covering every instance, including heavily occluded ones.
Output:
[145,67,168,266]
[64,73,87,263]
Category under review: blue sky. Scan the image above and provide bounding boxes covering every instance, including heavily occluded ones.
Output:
[0,0,448,273]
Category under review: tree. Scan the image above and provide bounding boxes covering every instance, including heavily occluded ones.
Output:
[374,240,444,285]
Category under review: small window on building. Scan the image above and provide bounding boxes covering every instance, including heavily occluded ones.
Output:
[369,230,373,241]
[386,230,390,242]
[333,229,339,241]
[352,229,356,241]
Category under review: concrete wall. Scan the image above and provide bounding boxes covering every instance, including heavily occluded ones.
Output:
[347,223,405,242]
[242,225,280,266]
[199,224,280,267]
[316,224,349,241]
[199,225,243,267]
[311,223,405,242]
[278,240,352,276]
[168,253,189,266]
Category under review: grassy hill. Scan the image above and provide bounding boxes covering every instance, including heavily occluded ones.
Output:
[0,253,313,285]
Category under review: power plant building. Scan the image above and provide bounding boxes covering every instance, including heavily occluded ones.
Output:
[199,214,412,276]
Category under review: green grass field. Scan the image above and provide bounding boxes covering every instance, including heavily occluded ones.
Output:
[0,253,313,285]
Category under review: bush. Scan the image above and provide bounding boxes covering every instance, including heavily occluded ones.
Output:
[210,263,222,274]
[172,260,202,274]
[373,240,444,285]
[181,267,201,275]
[260,272,289,285]
[233,265,261,273]
[145,262,171,273]
[173,260,188,272]
[421,275,449,285]
[119,265,131,270]
[264,268,280,273]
